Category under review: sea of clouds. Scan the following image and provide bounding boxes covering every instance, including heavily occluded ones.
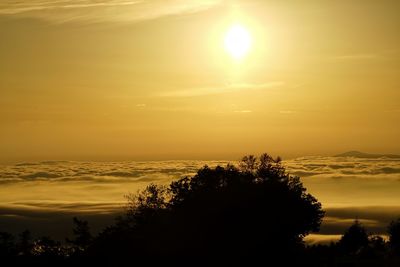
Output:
[285,156,400,243]
[1,156,399,242]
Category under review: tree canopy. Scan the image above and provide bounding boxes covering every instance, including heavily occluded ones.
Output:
[90,153,324,265]
[338,219,369,254]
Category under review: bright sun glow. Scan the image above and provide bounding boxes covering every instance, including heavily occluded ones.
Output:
[224,24,252,60]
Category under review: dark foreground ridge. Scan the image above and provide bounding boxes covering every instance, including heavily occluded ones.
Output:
[1,153,400,266]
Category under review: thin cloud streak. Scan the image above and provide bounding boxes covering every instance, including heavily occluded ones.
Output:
[0,0,221,23]
[159,82,285,97]
[0,1,143,14]
[336,54,379,60]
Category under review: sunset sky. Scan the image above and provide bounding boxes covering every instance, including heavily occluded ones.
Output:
[1,0,400,163]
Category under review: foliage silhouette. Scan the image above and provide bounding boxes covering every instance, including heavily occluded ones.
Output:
[338,219,369,254]
[0,231,16,259]
[17,230,33,257]
[388,218,400,254]
[88,153,324,265]
[66,217,92,250]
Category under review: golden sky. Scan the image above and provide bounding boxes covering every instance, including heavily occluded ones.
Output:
[1,0,399,162]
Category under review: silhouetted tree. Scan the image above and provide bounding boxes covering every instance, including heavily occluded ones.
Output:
[362,235,388,260]
[338,219,369,254]
[90,153,325,265]
[0,231,15,259]
[125,184,169,226]
[16,230,33,257]
[388,218,400,254]
[257,153,284,179]
[239,154,258,172]
[66,217,92,250]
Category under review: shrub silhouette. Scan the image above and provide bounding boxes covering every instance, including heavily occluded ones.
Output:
[89,153,324,265]
[66,217,92,250]
[338,219,369,254]
[0,231,16,260]
[388,218,400,254]
[16,230,33,258]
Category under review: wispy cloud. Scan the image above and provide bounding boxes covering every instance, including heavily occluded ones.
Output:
[0,0,221,23]
[234,110,252,113]
[331,53,381,60]
[159,82,285,97]
[0,1,142,14]
[279,110,296,115]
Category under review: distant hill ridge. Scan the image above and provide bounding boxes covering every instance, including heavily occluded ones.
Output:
[335,151,400,158]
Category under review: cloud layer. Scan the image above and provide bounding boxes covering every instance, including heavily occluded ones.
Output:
[285,156,400,242]
[0,160,229,184]
[0,160,229,215]
[286,156,400,179]
[1,156,400,242]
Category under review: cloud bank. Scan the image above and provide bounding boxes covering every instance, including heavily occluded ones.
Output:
[1,156,400,242]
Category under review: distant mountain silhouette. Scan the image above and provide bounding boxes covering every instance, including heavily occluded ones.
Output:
[335,151,400,159]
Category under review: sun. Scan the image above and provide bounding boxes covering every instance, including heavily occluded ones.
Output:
[224,24,252,60]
